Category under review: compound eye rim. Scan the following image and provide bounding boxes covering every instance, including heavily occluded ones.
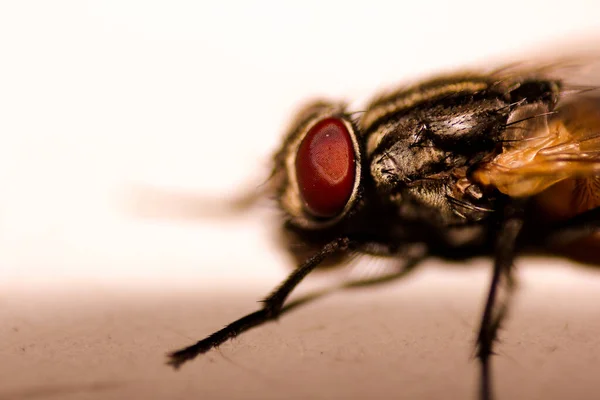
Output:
[294,117,357,219]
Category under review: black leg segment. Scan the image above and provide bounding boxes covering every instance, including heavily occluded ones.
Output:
[476,203,525,400]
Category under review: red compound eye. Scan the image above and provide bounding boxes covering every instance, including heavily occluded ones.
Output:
[295,117,356,218]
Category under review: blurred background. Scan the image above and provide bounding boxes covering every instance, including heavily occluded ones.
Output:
[2,1,600,399]
[2,0,600,289]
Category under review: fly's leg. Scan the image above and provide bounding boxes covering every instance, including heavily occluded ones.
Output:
[250,243,427,341]
[167,237,352,369]
[476,205,600,399]
[477,203,525,400]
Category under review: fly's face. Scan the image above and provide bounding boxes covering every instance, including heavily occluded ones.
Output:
[272,102,364,231]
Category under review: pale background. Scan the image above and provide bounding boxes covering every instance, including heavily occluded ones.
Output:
[2,1,600,399]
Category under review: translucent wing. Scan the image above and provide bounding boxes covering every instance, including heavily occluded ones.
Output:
[474,95,600,198]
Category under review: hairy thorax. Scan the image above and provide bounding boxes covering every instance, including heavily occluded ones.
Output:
[363,75,561,246]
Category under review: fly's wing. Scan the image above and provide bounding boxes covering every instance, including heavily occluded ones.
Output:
[473,93,600,198]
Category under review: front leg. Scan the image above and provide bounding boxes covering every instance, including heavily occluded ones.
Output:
[167,237,352,369]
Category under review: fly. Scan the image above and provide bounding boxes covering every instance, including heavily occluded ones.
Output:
[165,60,600,400]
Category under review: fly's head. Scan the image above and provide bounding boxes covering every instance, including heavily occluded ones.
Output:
[271,101,416,262]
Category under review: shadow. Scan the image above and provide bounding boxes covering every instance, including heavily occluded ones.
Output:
[0,381,127,400]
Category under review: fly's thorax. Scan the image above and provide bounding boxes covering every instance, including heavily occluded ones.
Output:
[361,77,513,227]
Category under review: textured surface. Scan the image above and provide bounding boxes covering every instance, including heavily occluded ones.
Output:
[2,262,600,400]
